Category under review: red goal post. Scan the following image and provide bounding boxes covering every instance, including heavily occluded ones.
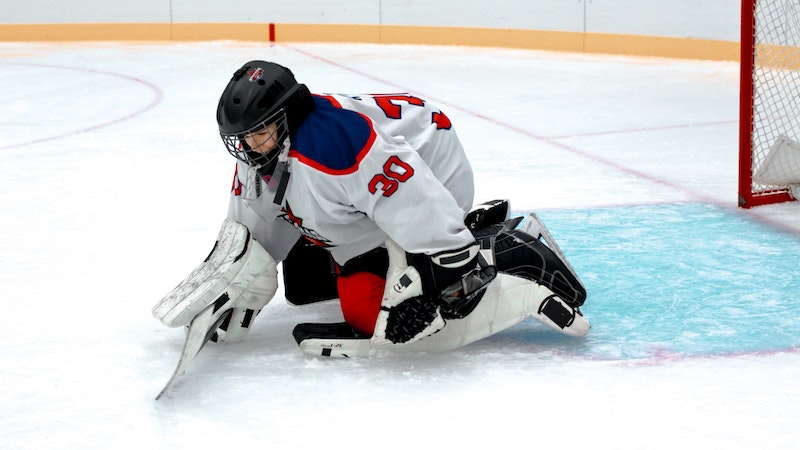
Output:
[739,0,800,208]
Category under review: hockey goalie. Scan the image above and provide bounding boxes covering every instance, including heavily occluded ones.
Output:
[152,60,589,366]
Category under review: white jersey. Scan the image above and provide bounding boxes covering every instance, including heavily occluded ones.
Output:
[227,93,475,266]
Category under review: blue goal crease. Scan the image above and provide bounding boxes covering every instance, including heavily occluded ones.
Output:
[505,203,800,360]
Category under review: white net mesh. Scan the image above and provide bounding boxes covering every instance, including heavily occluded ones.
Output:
[753,134,800,184]
[749,0,800,194]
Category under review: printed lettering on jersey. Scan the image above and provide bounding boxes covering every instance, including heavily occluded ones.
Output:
[280,203,334,248]
[367,93,452,130]
[431,111,452,130]
[368,155,415,197]
[372,94,425,119]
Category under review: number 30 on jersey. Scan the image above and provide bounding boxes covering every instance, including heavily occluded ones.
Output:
[368,155,415,197]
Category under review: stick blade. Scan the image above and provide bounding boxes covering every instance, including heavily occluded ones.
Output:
[155,305,232,400]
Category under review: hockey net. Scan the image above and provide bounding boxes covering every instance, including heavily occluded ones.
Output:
[739,0,800,207]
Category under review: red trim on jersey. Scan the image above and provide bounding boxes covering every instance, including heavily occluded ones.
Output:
[288,95,377,175]
[318,94,342,108]
[231,164,242,196]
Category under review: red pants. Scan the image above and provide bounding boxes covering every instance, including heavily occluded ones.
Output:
[337,271,386,336]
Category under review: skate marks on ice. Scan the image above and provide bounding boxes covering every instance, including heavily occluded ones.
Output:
[503,203,800,362]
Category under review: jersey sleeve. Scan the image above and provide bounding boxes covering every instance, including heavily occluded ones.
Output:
[344,125,475,255]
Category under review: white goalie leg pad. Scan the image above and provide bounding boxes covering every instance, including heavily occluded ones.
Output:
[397,274,589,353]
[294,274,589,358]
[152,218,278,328]
[529,291,590,338]
[404,273,540,352]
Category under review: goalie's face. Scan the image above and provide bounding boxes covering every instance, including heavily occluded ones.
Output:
[244,123,280,156]
[221,109,290,169]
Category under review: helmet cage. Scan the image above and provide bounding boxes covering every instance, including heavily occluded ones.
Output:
[221,108,290,168]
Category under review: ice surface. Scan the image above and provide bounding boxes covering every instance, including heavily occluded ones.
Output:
[1,42,799,449]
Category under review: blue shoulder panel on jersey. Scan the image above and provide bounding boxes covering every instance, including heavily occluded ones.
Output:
[289,95,376,174]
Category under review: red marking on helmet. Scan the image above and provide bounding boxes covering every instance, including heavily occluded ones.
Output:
[248,68,264,82]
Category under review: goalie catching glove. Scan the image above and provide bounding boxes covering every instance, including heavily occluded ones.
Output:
[371,239,496,346]
[152,218,278,343]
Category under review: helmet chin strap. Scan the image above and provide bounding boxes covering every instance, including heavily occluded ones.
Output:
[269,138,292,205]
[270,161,290,206]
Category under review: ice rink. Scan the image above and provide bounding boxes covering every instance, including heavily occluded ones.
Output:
[2,41,799,449]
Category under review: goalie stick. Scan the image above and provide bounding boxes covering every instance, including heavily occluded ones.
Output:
[152,219,278,399]
[156,303,232,400]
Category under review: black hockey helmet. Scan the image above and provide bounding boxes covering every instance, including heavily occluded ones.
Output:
[216,60,314,168]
